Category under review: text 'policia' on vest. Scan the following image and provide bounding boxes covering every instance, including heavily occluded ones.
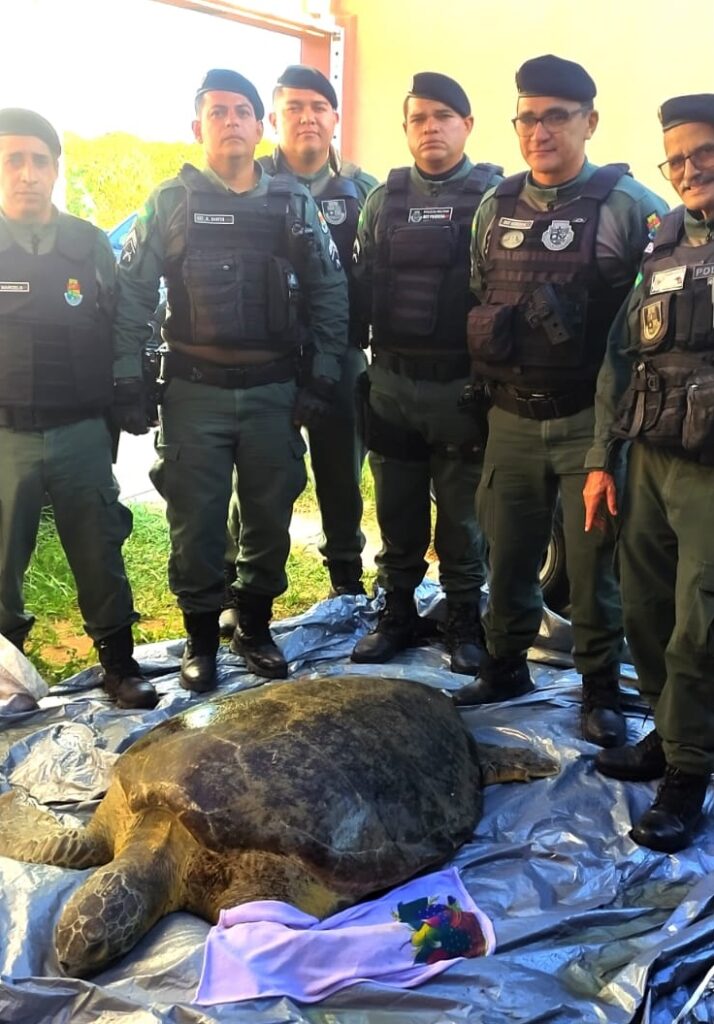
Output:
[0,215,112,415]
[468,164,631,391]
[371,163,500,355]
[616,207,714,462]
[162,165,310,352]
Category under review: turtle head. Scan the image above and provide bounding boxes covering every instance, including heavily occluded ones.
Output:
[55,864,167,977]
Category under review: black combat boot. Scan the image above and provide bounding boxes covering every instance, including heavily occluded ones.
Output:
[452,652,534,707]
[630,765,710,853]
[351,588,419,663]
[327,558,366,598]
[181,611,219,693]
[96,627,158,710]
[6,630,26,654]
[595,729,666,781]
[219,562,240,640]
[230,593,287,679]
[443,598,486,675]
[581,665,626,748]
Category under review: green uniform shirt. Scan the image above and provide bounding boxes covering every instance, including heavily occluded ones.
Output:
[113,162,349,382]
[355,157,503,304]
[259,147,378,203]
[0,206,117,364]
[470,160,668,300]
[587,207,714,469]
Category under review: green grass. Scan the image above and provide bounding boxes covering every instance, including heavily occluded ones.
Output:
[22,462,377,684]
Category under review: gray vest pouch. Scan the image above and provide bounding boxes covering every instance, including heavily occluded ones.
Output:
[387,222,458,336]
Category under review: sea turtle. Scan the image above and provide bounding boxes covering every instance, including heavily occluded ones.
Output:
[0,675,558,977]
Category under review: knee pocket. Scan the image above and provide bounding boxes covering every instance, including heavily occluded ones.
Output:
[476,463,496,541]
[685,563,714,656]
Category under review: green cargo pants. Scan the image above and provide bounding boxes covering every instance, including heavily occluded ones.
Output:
[619,443,714,774]
[151,376,307,613]
[0,417,137,644]
[477,404,623,674]
[225,345,367,567]
[366,362,486,598]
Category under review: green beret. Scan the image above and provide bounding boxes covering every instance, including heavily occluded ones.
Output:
[0,108,61,157]
[516,55,596,102]
[407,72,471,117]
[195,69,264,120]
[659,94,714,131]
[275,65,338,109]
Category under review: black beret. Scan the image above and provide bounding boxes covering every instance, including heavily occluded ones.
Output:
[659,94,714,131]
[275,65,338,109]
[407,72,471,117]
[0,108,61,157]
[195,69,264,120]
[516,55,596,102]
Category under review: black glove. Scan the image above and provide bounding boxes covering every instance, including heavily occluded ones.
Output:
[110,378,151,435]
[292,376,336,430]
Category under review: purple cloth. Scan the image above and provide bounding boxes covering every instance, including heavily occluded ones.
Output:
[195,866,496,1005]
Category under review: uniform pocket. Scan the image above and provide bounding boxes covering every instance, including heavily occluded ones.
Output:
[682,370,714,454]
[467,305,514,363]
[687,563,714,656]
[476,463,496,545]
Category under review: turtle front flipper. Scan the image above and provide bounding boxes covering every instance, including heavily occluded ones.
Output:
[186,848,348,923]
[477,743,560,786]
[55,811,182,977]
[0,791,110,869]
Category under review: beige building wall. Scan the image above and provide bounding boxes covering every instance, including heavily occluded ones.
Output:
[336,0,714,200]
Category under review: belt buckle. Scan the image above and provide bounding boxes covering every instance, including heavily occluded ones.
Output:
[226,366,248,388]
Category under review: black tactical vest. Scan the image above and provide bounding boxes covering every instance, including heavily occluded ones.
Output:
[615,208,714,460]
[317,173,367,347]
[468,164,630,390]
[372,164,499,354]
[163,166,306,352]
[0,215,112,411]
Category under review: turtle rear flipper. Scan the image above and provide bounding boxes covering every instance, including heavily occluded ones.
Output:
[0,791,110,869]
[478,743,559,786]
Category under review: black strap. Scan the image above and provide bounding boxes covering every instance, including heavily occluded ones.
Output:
[386,167,411,195]
[161,350,297,389]
[0,407,94,429]
[491,383,594,420]
[373,350,470,382]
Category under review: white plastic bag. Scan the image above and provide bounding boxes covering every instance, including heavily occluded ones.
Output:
[0,633,49,712]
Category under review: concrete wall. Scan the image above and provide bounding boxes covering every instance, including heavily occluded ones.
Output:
[335,0,714,200]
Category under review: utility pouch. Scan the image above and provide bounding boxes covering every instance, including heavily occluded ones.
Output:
[389,223,457,268]
[385,224,458,337]
[267,256,300,334]
[683,369,714,454]
[466,304,515,362]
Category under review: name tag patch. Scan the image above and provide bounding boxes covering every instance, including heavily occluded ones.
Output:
[193,213,235,225]
[498,216,533,229]
[0,281,30,293]
[693,264,714,280]
[650,266,687,294]
[408,207,453,223]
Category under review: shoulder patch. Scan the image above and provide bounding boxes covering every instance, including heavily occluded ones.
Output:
[646,211,662,240]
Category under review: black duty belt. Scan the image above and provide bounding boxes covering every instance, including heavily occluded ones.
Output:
[0,407,96,430]
[373,350,470,382]
[161,350,298,390]
[491,383,594,421]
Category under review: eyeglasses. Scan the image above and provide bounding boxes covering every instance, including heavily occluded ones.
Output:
[658,142,714,181]
[511,106,589,137]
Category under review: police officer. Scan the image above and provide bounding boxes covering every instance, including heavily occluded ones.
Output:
[351,73,503,673]
[114,70,348,690]
[0,108,157,710]
[585,94,714,851]
[219,65,377,636]
[453,56,668,750]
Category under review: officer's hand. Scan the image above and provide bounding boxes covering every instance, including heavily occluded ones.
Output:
[293,377,335,430]
[583,470,617,532]
[111,378,151,436]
